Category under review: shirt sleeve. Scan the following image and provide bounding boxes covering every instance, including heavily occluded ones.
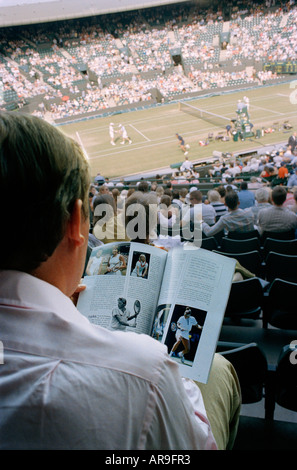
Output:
[143,355,218,450]
[202,217,224,236]
[191,317,198,327]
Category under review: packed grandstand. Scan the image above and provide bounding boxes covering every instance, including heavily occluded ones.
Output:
[0,0,295,123]
[0,0,296,187]
[1,0,297,451]
[1,0,297,202]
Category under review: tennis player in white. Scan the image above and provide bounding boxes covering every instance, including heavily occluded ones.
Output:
[119,124,132,144]
[109,122,116,145]
[169,307,202,363]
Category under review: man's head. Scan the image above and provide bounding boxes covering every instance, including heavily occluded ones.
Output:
[255,187,271,203]
[0,111,90,273]
[189,190,203,205]
[240,181,248,191]
[160,195,171,208]
[125,191,158,243]
[93,194,116,225]
[225,191,239,211]
[99,184,109,195]
[207,190,220,203]
[271,185,287,206]
[118,298,126,309]
[179,188,188,200]
[138,181,149,193]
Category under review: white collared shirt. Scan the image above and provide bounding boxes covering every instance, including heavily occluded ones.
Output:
[0,271,217,450]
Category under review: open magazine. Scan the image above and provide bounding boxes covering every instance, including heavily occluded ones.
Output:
[77,241,236,384]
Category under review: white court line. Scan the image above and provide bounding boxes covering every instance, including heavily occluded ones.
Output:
[76,131,89,159]
[88,137,180,160]
[87,110,297,162]
[86,120,247,160]
[74,95,289,139]
[129,123,151,141]
[87,124,219,158]
[250,104,285,115]
[77,110,180,136]
[76,89,293,136]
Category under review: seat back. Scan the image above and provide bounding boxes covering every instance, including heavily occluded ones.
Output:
[263,238,297,258]
[221,236,261,254]
[261,229,295,242]
[217,341,268,404]
[225,277,263,320]
[228,229,260,240]
[214,250,263,277]
[265,252,297,283]
[263,278,297,329]
[275,344,297,412]
[201,236,218,251]
[203,228,225,246]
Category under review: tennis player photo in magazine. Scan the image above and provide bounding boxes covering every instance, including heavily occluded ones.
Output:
[77,241,236,384]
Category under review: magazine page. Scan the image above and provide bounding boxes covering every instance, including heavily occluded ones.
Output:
[150,246,236,384]
[77,241,168,335]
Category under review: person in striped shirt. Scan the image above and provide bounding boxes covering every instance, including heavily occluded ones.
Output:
[202,190,255,237]
[207,189,228,220]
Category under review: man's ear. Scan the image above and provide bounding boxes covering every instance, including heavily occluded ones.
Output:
[67,199,86,247]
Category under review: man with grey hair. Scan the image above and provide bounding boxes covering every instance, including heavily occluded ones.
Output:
[202,191,255,237]
[246,187,271,224]
[247,176,264,192]
[207,189,228,220]
[0,111,241,451]
[257,186,297,235]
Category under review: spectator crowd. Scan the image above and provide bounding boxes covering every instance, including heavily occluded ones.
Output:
[87,136,297,251]
[0,0,293,120]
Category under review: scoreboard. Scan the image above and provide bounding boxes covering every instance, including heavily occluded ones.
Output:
[264,62,297,74]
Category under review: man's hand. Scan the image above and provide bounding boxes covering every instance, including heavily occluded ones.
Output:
[70,281,86,306]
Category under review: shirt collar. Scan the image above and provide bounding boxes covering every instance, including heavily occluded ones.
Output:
[0,270,85,324]
[0,270,102,362]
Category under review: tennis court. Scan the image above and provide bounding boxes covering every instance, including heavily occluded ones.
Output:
[60,81,297,179]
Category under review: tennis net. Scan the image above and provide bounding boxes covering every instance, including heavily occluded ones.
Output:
[178,101,231,128]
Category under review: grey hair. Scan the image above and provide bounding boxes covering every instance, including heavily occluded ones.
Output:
[255,187,270,203]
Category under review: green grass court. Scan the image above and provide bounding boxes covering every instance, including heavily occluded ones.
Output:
[60,81,297,179]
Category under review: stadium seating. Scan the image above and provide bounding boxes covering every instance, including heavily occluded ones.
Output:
[265,252,297,283]
[261,229,296,242]
[227,230,260,240]
[213,250,264,278]
[265,344,297,420]
[0,2,292,118]
[262,278,297,330]
[216,341,268,404]
[201,236,219,251]
[262,238,297,258]
[220,237,261,254]
[224,277,264,323]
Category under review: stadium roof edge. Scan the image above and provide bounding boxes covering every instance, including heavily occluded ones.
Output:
[0,0,205,28]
